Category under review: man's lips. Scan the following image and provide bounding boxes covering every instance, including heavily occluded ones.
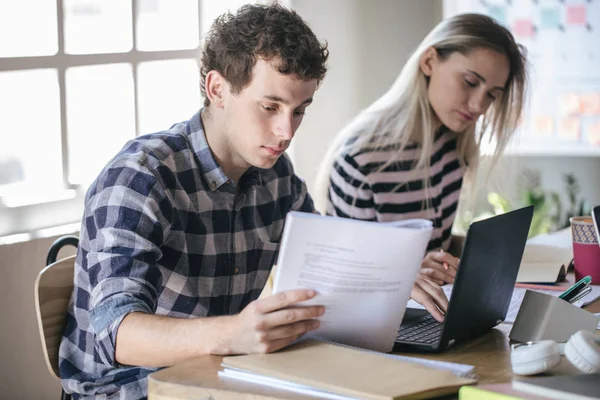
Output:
[263,146,286,155]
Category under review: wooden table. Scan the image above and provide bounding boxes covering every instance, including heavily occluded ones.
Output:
[148,300,600,400]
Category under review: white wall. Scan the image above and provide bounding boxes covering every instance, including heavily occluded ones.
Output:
[291,0,444,197]
[0,234,76,400]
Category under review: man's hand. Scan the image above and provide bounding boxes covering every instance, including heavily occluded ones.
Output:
[410,274,448,322]
[420,249,459,285]
[218,289,324,355]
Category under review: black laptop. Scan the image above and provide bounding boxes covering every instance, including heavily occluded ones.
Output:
[393,205,534,352]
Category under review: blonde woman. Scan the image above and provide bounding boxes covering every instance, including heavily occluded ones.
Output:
[317,14,528,292]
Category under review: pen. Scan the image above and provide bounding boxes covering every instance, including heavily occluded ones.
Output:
[440,249,448,270]
[569,285,592,304]
[562,280,590,303]
[559,275,591,302]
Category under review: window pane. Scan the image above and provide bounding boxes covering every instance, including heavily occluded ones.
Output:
[66,64,135,184]
[0,70,62,193]
[0,0,58,57]
[63,0,132,54]
[136,0,199,51]
[200,0,250,35]
[137,59,200,134]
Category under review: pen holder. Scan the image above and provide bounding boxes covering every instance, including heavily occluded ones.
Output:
[509,290,600,343]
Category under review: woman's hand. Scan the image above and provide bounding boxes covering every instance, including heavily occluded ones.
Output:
[410,274,448,322]
[420,249,459,285]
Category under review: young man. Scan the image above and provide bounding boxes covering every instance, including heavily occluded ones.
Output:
[59,4,328,399]
[59,3,447,399]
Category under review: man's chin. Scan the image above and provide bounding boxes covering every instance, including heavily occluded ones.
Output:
[251,156,281,170]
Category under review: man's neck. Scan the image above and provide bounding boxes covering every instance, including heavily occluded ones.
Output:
[201,107,248,184]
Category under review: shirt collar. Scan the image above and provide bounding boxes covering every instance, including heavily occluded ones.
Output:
[185,110,264,192]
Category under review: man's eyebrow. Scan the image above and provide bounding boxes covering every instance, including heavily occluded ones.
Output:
[467,69,505,91]
[263,95,313,105]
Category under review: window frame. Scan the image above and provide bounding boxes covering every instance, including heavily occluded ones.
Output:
[0,0,203,238]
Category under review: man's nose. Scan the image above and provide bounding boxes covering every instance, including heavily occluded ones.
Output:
[275,114,294,140]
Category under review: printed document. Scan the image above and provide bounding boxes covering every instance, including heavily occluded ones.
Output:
[273,212,433,353]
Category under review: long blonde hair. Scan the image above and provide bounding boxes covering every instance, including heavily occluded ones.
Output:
[315,13,528,213]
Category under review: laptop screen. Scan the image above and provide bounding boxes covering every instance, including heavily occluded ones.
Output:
[439,205,534,345]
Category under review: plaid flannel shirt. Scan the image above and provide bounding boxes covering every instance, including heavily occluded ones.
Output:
[59,111,314,399]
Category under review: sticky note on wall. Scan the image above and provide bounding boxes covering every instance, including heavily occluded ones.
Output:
[540,8,560,29]
[588,122,600,145]
[513,19,535,37]
[560,93,581,115]
[487,5,506,26]
[580,93,600,116]
[566,5,586,25]
[533,115,554,136]
[558,117,581,141]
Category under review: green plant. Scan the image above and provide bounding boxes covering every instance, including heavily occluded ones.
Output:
[457,171,590,238]
[558,174,591,229]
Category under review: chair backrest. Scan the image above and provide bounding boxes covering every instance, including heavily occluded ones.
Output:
[34,255,76,379]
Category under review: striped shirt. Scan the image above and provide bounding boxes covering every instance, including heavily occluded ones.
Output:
[326,127,464,251]
[59,111,314,399]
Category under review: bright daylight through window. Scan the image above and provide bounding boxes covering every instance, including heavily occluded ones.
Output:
[0,0,255,238]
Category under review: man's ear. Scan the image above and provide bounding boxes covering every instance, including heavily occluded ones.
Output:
[419,47,438,77]
[205,70,227,108]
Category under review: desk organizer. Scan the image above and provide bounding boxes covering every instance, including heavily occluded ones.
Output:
[509,290,600,343]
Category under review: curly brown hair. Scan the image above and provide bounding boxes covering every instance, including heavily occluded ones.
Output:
[200,3,329,107]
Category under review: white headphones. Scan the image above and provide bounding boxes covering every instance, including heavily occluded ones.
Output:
[511,330,600,376]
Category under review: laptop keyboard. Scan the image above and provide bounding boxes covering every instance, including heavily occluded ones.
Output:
[396,315,443,344]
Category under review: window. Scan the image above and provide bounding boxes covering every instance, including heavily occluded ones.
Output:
[0,0,270,238]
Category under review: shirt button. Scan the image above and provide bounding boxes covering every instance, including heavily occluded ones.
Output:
[210,181,217,189]
[234,268,239,274]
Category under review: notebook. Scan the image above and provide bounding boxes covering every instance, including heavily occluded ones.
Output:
[220,339,476,400]
[516,244,571,283]
[512,373,600,400]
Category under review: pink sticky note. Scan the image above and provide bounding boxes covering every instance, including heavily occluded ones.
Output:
[560,93,581,115]
[533,115,554,136]
[588,121,600,145]
[567,5,586,25]
[580,93,600,116]
[513,19,534,37]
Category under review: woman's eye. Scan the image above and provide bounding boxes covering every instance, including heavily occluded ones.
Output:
[487,93,497,101]
[464,79,477,88]
[294,110,306,116]
[263,106,276,112]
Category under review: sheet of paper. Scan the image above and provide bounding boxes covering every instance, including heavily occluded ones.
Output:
[219,368,355,400]
[273,212,432,353]
[406,284,600,324]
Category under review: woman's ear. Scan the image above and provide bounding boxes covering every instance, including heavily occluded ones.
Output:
[419,47,438,77]
[205,70,228,109]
